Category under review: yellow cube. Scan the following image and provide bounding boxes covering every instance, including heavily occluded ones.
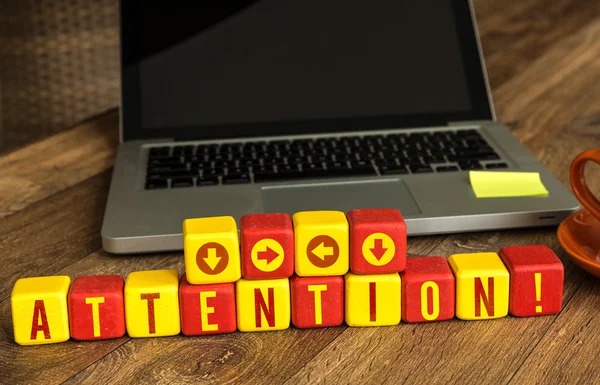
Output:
[124,270,180,337]
[448,252,510,320]
[293,211,349,277]
[183,216,241,284]
[11,276,71,345]
[345,273,401,327]
[236,278,290,332]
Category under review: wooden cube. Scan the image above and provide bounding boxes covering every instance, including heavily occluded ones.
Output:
[293,211,349,277]
[240,213,294,279]
[68,275,125,340]
[499,245,564,316]
[11,276,71,345]
[124,270,180,337]
[291,276,344,328]
[236,278,290,332]
[179,273,236,336]
[183,216,241,284]
[345,273,401,327]
[401,256,455,323]
[448,252,510,320]
[347,208,406,274]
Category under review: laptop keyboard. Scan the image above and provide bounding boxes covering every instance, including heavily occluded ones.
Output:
[145,129,507,189]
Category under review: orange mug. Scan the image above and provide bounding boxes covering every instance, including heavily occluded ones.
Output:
[570,149,600,220]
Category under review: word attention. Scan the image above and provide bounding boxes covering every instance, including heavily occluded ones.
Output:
[11,209,564,345]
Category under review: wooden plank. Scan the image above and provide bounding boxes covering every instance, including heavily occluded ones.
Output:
[0,110,118,219]
[508,276,600,384]
[474,0,600,88]
[56,236,449,385]
[0,171,112,300]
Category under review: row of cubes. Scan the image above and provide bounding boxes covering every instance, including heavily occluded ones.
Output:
[184,209,407,284]
[11,246,563,345]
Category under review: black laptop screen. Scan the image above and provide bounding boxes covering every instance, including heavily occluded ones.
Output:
[121,0,493,141]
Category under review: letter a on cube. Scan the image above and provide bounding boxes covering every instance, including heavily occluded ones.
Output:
[293,211,349,277]
[179,273,236,336]
[448,252,509,320]
[347,208,407,274]
[345,273,401,327]
[499,245,563,316]
[401,256,455,323]
[68,275,126,340]
[184,216,241,284]
[11,276,71,345]
[236,278,290,332]
[291,276,344,328]
[125,270,180,337]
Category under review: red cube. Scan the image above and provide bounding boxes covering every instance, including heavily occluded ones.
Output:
[179,273,236,336]
[499,245,564,316]
[291,276,344,328]
[240,213,294,279]
[401,256,455,323]
[68,275,126,340]
[347,208,406,274]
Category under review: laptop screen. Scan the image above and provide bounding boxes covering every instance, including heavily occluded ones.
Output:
[121,0,493,141]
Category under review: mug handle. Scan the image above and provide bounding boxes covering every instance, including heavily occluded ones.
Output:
[570,149,600,221]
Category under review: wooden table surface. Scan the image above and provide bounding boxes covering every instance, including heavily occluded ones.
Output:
[1,1,600,384]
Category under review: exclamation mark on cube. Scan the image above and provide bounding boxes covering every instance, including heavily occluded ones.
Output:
[535,273,542,313]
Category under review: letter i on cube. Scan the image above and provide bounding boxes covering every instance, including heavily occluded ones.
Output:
[179,273,236,336]
[401,257,455,323]
[345,273,401,327]
[499,245,563,316]
[125,270,180,337]
[291,276,344,328]
[448,252,510,320]
[11,276,71,345]
[68,275,126,340]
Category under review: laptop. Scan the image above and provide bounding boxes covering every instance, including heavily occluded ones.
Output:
[102,0,579,254]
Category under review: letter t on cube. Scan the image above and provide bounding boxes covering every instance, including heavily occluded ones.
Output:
[499,245,563,316]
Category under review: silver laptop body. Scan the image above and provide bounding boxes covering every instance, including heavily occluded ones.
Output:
[102,0,579,254]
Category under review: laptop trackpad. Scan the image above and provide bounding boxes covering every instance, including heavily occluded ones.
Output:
[261,179,421,216]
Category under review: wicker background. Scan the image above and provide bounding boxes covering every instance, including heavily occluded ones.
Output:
[0,0,120,153]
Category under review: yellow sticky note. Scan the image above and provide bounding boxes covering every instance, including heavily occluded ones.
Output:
[469,171,549,198]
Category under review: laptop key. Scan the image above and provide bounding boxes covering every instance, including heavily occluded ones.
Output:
[458,161,484,170]
[223,173,251,184]
[379,164,408,175]
[147,170,198,178]
[436,165,459,172]
[197,176,219,186]
[170,177,194,188]
[409,164,434,173]
[486,162,509,169]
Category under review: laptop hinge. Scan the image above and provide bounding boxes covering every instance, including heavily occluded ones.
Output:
[447,120,494,127]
